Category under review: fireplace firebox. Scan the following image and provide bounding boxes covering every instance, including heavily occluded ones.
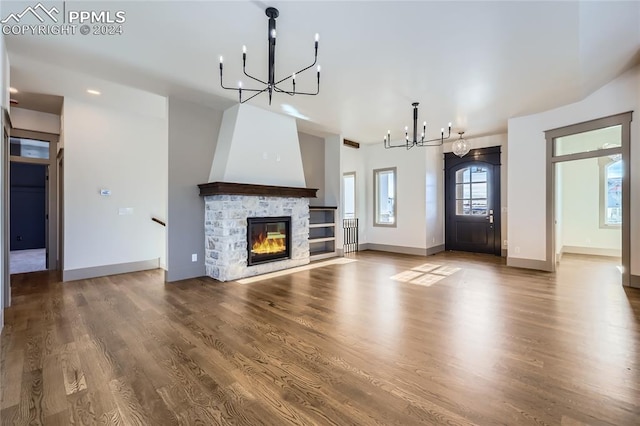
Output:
[247,216,291,266]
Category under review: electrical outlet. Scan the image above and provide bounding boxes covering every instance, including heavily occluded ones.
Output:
[514,246,521,254]
[191,253,197,262]
[504,239,508,247]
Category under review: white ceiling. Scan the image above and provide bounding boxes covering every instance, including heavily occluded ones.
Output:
[4,1,640,144]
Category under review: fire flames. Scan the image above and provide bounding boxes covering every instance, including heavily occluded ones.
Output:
[251,232,286,255]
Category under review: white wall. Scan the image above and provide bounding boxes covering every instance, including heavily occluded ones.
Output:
[341,144,367,245]
[10,107,60,134]
[561,157,621,255]
[364,143,427,250]
[298,132,325,203]
[508,66,639,275]
[425,146,444,250]
[1,37,8,110]
[63,93,167,275]
[210,104,306,188]
[0,33,8,328]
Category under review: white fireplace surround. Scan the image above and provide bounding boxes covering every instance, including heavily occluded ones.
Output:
[204,194,310,282]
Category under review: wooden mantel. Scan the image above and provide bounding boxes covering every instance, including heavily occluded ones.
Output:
[198,182,318,198]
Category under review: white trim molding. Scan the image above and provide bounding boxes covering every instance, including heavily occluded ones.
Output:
[63,258,160,282]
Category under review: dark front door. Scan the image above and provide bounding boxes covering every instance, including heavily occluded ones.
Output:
[445,146,501,255]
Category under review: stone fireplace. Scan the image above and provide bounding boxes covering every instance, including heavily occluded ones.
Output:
[199,182,317,282]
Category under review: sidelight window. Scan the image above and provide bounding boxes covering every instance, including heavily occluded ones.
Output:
[10,137,49,160]
[343,172,356,219]
[600,158,622,227]
[374,167,396,226]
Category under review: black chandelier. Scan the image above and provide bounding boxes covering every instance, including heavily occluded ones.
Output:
[219,7,320,105]
[384,102,452,150]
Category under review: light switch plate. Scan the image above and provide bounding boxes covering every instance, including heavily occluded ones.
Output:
[118,207,134,215]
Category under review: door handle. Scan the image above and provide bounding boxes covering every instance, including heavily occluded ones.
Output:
[487,215,494,224]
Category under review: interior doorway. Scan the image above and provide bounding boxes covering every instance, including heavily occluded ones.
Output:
[555,155,622,278]
[10,162,47,273]
[546,112,631,285]
[444,146,501,255]
[8,130,59,274]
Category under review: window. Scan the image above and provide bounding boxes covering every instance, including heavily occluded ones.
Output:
[374,167,396,227]
[10,137,50,160]
[455,165,488,215]
[554,125,621,157]
[343,172,356,219]
[600,158,622,227]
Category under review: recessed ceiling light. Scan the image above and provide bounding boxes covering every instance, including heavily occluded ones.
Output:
[87,89,101,95]
[9,87,18,94]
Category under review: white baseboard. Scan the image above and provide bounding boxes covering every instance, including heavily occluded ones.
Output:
[629,275,640,289]
[63,258,160,282]
[507,257,550,271]
[561,246,621,258]
[365,243,427,256]
[426,244,445,255]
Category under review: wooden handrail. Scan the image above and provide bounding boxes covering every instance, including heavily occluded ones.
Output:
[152,217,166,227]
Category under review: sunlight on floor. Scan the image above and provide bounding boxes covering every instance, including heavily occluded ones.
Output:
[390,262,462,287]
[236,257,357,284]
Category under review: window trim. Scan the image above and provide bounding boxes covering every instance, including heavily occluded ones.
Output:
[598,156,622,229]
[343,171,356,220]
[373,167,397,228]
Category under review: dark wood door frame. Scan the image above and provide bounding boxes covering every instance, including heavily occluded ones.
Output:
[445,146,501,256]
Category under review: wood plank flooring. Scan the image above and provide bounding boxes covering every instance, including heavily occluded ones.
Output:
[1,251,639,425]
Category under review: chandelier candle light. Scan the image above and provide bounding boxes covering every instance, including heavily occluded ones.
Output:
[384,102,452,150]
[219,7,320,105]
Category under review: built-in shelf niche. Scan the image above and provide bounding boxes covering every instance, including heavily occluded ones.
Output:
[309,206,337,260]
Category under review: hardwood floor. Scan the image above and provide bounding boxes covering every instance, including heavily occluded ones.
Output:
[1,251,639,425]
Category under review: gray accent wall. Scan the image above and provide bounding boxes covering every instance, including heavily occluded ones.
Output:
[324,135,343,247]
[298,132,325,203]
[167,97,223,282]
